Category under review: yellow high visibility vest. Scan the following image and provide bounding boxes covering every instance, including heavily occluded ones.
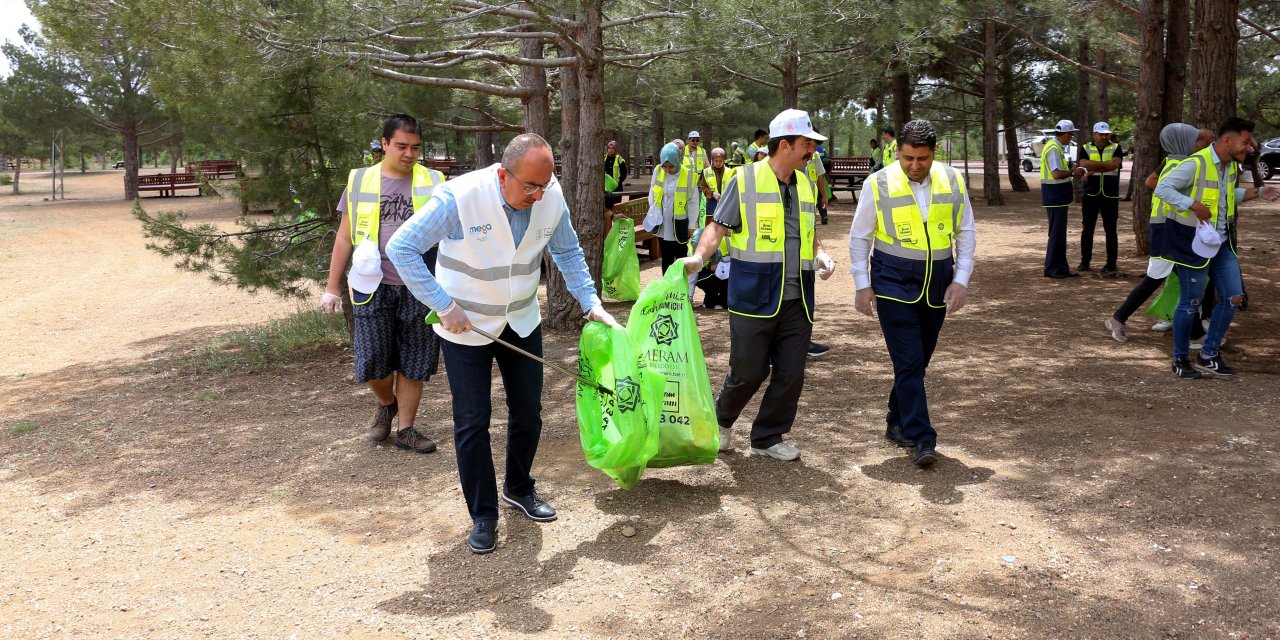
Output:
[870,161,968,307]
[1083,142,1120,197]
[1039,138,1071,184]
[346,162,444,246]
[702,166,734,195]
[726,160,817,319]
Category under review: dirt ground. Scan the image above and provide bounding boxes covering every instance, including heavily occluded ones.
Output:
[2,168,1279,639]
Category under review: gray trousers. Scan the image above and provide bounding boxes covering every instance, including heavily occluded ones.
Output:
[715,299,813,448]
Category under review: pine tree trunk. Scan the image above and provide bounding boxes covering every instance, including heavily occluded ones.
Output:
[123,122,140,200]
[982,20,1004,206]
[545,34,585,331]
[563,0,606,328]
[781,50,799,110]
[650,108,664,163]
[1163,0,1190,122]
[1001,50,1030,192]
[1097,48,1109,121]
[519,13,551,139]
[475,97,496,166]
[1132,0,1166,255]
[11,160,19,195]
[1077,37,1092,130]
[890,71,911,134]
[1190,0,1238,129]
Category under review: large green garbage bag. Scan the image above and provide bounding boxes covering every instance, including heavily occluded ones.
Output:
[1146,271,1179,322]
[576,322,662,489]
[626,263,720,468]
[602,220,641,301]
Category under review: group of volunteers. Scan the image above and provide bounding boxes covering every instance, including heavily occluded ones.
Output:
[1037,116,1278,379]
[316,106,1271,555]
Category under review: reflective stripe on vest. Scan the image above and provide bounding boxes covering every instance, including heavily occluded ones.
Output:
[1149,157,1187,224]
[683,148,707,173]
[703,166,734,195]
[1083,143,1119,197]
[884,139,897,161]
[347,162,444,246]
[1040,139,1071,184]
[652,165,698,224]
[869,162,966,308]
[1152,148,1238,268]
[726,160,817,319]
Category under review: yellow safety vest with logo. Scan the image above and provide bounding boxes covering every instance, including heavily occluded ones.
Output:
[1083,142,1120,198]
[1040,137,1073,208]
[345,162,445,303]
[1152,146,1237,268]
[701,166,735,251]
[806,150,823,184]
[726,160,817,321]
[869,161,968,308]
[605,154,625,184]
[883,139,897,162]
[683,147,707,174]
[651,164,698,243]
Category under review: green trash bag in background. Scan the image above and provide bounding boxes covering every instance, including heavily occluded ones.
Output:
[626,263,720,468]
[602,219,642,301]
[576,321,662,489]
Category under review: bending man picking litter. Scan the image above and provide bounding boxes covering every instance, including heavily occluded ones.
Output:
[386,133,618,555]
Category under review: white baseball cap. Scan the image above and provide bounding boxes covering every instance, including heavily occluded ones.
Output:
[1054,119,1078,133]
[1093,122,1112,134]
[769,109,827,141]
[1192,222,1223,259]
[348,238,384,295]
[687,130,701,139]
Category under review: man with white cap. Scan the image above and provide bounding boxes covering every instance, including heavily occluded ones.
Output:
[684,131,709,174]
[320,114,446,453]
[1040,119,1087,278]
[1076,121,1125,276]
[385,133,620,553]
[1151,116,1278,379]
[683,109,837,461]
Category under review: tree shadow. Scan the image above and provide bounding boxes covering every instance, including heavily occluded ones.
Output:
[859,453,995,504]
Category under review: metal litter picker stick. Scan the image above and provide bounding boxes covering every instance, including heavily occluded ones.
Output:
[426,311,613,396]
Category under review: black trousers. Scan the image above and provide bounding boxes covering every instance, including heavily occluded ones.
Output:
[1080,195,1119,270]
[878,298,947,446]
[438,324,544,523]
[695,271,728,308]
[1113,276,1165,324]
[716,299,812,448]
[659,239,688,275]
[1043,205,1071,276]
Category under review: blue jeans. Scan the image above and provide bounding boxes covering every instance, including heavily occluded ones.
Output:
[877,298,947,446]
[1172,250,1242,360]
[438,324,544,523]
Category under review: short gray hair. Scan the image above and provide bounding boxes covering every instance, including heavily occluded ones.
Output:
[501,133,552,171]
[899,119,937,149]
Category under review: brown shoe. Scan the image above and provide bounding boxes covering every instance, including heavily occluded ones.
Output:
[367,401,398,442]
[393,426,437,454]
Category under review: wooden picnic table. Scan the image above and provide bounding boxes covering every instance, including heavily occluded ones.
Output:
[827,156,874,199]
[137,173,202,197]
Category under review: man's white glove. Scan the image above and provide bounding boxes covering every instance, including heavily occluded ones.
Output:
[586,304,621,328]
[320,291,342,314]
[815,251,836,281]
[680,255,705,274]
[712,191,721,200]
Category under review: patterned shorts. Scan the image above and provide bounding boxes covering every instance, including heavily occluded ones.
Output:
[352,284,440,382]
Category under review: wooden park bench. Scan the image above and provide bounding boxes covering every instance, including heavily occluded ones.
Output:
[423,158,461,176]
[605,196,659,260]
[137,173,202,197]
[827,156,874,199]
[186,159,240,179]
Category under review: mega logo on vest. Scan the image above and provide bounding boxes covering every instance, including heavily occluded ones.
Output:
[468,223,493,239]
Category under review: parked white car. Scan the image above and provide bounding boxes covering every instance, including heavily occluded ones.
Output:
[1019,133,1079,173]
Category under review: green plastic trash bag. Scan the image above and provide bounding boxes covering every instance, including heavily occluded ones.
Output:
[626,263,720,468]
[576,321,662,489]
[602,219,641,301]
[605,173,619,193]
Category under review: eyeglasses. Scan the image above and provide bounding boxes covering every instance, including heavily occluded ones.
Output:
[507,172,557,196]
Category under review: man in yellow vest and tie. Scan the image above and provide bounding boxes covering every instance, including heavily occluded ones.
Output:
[320,114,446,454]
[684,109,838,461]
[849,119,978,467]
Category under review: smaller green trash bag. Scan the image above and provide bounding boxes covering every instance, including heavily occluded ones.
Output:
[602,219,642,301]
[626,263,720,468]
[576,322,662,489]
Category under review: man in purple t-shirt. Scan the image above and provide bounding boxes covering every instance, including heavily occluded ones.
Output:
[320,114,443,454]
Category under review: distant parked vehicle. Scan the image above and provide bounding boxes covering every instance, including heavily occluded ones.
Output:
[113,160,126,169]
[1243,136,1278,180]
[1019,132,1079,173]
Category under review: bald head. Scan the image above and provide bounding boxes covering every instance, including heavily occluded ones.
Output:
[502,133,553,173]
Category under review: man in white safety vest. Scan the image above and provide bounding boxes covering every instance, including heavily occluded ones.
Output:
[386,133,618,555]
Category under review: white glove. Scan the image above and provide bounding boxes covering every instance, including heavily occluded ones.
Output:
[713,191,721,200]
[320,291,342,314]
[815,251,836,281]
[679,255,705,274]
[587,304,621,328]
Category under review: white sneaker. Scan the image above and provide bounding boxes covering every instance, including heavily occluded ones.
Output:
[1151,320,1172,332]
[749,441,801,461]
[718,427,733,452]
[1104,317,1128,343]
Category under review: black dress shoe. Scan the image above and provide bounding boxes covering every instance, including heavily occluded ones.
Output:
[1045,271,1080,279]
[913,442,938,467]
[468,520,497,554]
[501,488,557,522]
[884,424,913,448]
[1076,263,1092,272]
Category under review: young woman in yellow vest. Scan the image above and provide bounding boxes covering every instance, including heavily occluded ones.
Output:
[646,142,701,275]
[1076,122,1125,276]
[1105,124,1211,343]
[604,140,627,192]
[320,114,445,454]
[849,119,977,468]
[385,134,618,554]
[1151,117,1279,379]
[685,109,837,462]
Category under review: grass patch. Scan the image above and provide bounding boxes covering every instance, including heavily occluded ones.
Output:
[196,390,221,401]
[172,309,348,375]
[10,422,39,435]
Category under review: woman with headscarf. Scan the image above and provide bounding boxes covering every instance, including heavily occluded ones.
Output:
[1104,124,1213,342]
[643,142,700,274]
[604,140,628,193]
